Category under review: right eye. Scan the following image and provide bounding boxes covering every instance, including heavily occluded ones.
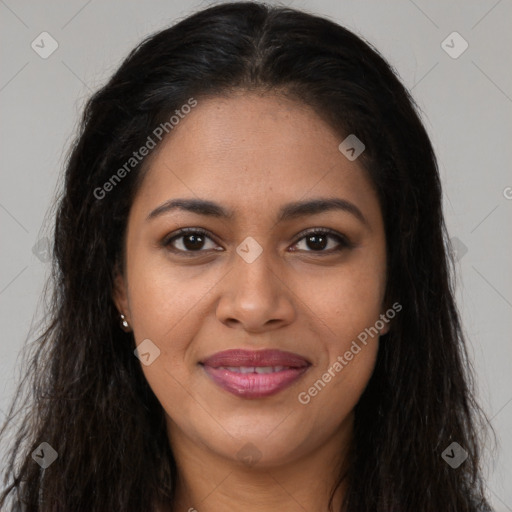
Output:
[163,228,223,255]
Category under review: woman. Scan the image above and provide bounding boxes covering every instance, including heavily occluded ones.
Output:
[0,2,494,511]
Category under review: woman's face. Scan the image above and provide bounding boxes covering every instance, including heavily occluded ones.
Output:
[114,92,389,468]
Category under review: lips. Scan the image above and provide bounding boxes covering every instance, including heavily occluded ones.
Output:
[200,349,311,398]
[201,349,310,369]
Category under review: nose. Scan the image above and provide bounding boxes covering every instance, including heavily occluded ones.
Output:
[215,248,296,333]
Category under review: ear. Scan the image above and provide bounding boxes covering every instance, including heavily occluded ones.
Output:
[378,299,393,336]
[112,263,130,322]
[379,314,391,336]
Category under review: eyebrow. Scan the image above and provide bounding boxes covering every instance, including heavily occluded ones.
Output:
[147,197,370,227]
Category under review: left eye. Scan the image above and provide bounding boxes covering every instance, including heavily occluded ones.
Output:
[163,228,349,254]
[291,229,350,253]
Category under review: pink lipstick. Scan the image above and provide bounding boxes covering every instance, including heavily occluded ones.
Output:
[200,349,311,398]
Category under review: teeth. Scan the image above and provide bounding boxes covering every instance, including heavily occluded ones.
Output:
[254,366,275,374]
[219,366,288,373]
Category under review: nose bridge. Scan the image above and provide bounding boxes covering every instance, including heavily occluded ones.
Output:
[215,235,295,330]
[232,237,280,304]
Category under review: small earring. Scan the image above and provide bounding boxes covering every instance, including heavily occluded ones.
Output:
[120,313,131,332]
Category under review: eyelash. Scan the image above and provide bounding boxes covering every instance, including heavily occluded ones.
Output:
[162,227,352,256]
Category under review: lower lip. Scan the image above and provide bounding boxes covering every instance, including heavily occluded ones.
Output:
[201,365,309,398]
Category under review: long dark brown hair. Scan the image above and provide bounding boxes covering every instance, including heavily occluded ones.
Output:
[0,2,495,510]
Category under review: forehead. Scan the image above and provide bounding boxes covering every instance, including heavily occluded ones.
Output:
[131,93,381,226]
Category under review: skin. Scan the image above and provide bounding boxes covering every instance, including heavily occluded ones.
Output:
[113,91,390,512]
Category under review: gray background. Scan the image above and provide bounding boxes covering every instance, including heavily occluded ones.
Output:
[1,0,511,509]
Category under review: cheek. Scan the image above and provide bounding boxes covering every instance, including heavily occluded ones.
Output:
[126,250,217,341]
[295,267,382,436]
[126,262,206,423]
[295,248,385,399]
[300,249,386,342]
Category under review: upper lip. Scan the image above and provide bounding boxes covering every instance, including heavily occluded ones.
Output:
[200,349,311,368]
